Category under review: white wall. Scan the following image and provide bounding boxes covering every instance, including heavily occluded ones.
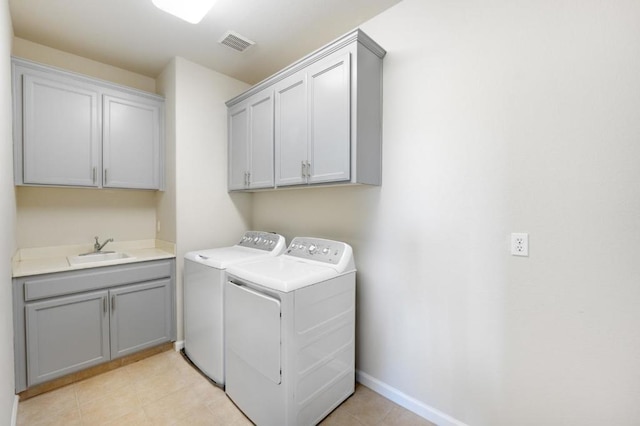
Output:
[16,187,157,248]
[0,0,17,422]
[252,0,640,425]
[12,39,159,249]
[156,59,177,244]
[13,37,155,93]
[168,57,251,340]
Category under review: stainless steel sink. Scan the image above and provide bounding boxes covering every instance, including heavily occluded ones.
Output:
[67,252,135,266]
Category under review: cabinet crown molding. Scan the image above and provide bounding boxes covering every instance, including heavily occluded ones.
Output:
[226,28,386,108]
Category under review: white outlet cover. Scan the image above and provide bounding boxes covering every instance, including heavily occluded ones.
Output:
[511,233,529,256]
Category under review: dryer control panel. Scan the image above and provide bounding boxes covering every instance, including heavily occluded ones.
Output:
[238,231,285,252]
[285,237,354,272]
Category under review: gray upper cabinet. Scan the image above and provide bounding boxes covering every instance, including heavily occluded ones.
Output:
[12,57,165,190]
[22,73,101,187]
[273,72,307,186]
[302,50,351,185]
[103,94,162,189]
[228,90,275,190]
[226,29,386,191]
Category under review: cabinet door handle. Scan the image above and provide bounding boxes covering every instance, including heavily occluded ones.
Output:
[103,297,107,314]
[93,167,97,184]
[247,172,251,187]
[306,161,311,178]
[301,161,306,178]
[104,169,108,185]
[111,295,115,312]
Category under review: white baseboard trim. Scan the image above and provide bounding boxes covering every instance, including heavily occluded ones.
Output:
[11,394,19,426]
[173,340,185,351]
[356,370,468,426]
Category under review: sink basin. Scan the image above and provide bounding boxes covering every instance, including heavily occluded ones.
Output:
[67,252,135,266]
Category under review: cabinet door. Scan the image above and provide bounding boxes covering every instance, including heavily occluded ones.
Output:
[274,73,308,186]
[307,52,351,184]
[22,74,100,187]
[109,279,171,359]
[25,291,109,386]
[247,92,274,189]
[228,102,250,190]
[103,94,162,189]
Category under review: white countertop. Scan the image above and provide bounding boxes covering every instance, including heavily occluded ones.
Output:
[12,239,176,277]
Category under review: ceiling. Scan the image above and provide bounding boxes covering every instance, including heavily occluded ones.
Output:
[9,0,402,85]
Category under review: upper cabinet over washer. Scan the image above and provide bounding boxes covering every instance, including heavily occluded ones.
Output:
[12,58,165,190]
[226,29,386,192]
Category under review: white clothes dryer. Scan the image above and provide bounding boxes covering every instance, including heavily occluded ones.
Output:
[225,237,356,425]
[183,231,286,386]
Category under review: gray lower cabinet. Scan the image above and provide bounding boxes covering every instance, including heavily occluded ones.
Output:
[13,259,176,392]
[26,290,110,386]
[109,279,171,358]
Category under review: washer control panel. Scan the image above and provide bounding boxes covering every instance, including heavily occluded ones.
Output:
[285,237,348,265]
[238,231,284,252]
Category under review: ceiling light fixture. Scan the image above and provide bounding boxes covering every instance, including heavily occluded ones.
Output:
[151,0,217,24]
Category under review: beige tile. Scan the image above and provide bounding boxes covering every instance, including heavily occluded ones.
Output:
[142,386,205,424]
[163,349,185,364]
[173,360,212,387]
[79,385,142,425]
[18,384,78,425]
[205,395,248,425]
[18,352,435,426]
[320,407,366,426]
[18,404,82,426]
[229,413,254,426]
[75,367,131,405]
[339,384,396,425]
[134,366,190,405]
[381,405,437,426]
[179,404,221,425]
[124,351,175,382]
[100,408,151,426]
[188,379,227,405]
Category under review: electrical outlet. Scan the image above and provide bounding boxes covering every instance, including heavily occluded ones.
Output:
[511,233,529,256]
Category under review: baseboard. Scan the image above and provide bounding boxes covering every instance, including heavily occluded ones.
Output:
[173,340,185,351]
[11,394,19,426]
[356,370,469,426]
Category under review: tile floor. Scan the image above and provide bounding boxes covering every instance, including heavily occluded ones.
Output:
[17,349,436,426]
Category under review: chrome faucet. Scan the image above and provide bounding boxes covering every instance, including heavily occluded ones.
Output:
[94,236,114,253]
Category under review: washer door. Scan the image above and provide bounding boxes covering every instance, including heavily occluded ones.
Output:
[226,282,281,384]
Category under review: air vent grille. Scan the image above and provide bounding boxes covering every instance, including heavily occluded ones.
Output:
[219,31,255,52]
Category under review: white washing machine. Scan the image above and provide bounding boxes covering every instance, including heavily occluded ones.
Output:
[183,231,286,386]
[225,237,356,426]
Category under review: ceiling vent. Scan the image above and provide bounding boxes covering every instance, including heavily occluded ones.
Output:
[218,31,255,52]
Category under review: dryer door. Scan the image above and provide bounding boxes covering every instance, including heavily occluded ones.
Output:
[226,282,281,384]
